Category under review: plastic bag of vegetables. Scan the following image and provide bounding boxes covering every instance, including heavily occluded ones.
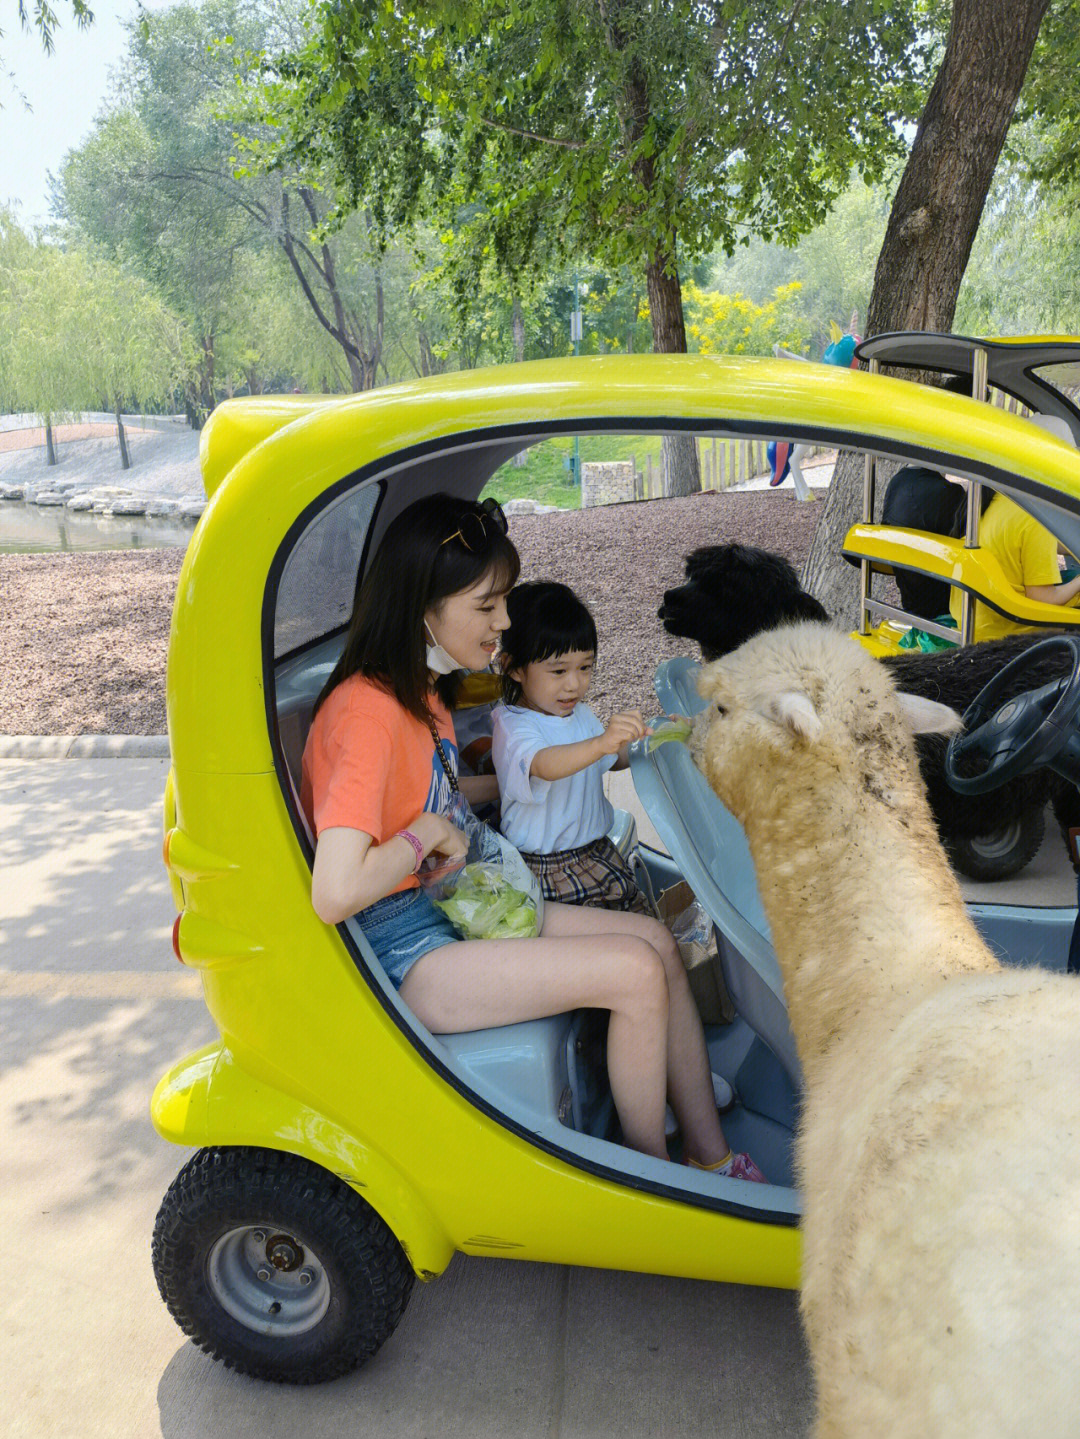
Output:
[418,792,544,940]
[429,861,541,939]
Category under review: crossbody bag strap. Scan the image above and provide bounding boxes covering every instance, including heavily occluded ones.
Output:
[427,717,460,794]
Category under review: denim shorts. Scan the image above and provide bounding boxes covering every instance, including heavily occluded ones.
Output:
[354,886,460,989]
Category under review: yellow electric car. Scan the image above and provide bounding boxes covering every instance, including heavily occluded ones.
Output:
[151,349,1080,1383]
[843,332,1080,655]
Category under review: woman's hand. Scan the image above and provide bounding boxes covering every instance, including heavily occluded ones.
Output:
[418,812,469,861]
[311,813,468,926]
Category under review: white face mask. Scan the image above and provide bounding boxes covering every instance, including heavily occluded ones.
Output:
[424,620,464,675]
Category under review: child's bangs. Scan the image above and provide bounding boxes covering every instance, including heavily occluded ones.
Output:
[501,579,599,674]
[531,611,598,665]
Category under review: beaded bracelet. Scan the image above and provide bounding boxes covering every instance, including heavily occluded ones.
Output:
[394,829,425,874]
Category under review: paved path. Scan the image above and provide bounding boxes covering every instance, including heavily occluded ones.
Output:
[0,756,813,1438]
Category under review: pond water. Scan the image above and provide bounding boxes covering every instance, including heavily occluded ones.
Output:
[0,500,198,554]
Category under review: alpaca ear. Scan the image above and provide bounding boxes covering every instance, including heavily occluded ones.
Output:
[896,692,963,735]
[767,690,823,742]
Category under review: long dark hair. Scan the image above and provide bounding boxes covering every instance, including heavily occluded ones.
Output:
[315,493,520,723]
[499,581,598,706]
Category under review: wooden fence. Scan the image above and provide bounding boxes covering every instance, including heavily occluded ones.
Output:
[630,439,832,500]
[625,385,1072,501]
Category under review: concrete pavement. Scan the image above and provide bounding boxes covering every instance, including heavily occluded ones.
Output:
[0,754,813,1438]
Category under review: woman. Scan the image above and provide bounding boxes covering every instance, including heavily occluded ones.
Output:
[301,492,765,1181]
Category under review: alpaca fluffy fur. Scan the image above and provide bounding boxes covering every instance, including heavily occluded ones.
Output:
[659,542,1080,852]
[692,622,1080,1439]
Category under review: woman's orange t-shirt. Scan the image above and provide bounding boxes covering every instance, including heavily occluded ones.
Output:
[300,674,458,895]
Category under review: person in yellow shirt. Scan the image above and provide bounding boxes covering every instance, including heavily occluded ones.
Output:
[949,488,1080,642]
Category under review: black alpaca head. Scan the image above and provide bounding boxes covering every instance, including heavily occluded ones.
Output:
[658,543,831,660]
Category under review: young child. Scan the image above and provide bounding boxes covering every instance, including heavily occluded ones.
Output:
[491,581,653,913]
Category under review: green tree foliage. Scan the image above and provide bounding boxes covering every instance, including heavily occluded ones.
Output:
[1017,0,1080,188]
[12,0,94,53]
[709,175,896,350]
[0,209,35,413]
[802,0,1055,625]
[258,0,931,492]
[74,252,195,462]
[60,102,255,416]
[0,222,85,447]
[954,154,1080,336]
[0,210,193,462]
[272,0,928,308]
[59,0,411,400]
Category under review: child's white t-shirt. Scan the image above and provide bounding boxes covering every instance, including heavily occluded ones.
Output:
[491,699,617,854]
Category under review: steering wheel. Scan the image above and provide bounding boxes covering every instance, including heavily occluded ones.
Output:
[944,635,1080,796]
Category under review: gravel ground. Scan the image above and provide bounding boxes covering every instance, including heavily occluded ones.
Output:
[0,490,822,735]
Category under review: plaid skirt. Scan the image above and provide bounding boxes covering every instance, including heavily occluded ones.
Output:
[519,835,652,914]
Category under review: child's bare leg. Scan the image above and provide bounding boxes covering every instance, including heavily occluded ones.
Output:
[540,903,728,1165]
[399,932,671,1158]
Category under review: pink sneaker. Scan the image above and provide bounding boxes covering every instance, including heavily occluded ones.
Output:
[726,1151,768,1184]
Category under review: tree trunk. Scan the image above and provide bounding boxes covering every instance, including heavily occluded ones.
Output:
[44,419,57,466]
[648,248,700,497]
[619,41,700,497]
[198,332,217,417]
[801,0,1050,626]
[512,295,526,362]
[417,328,436,377]
[350,231,385,392]
[115,406,131,470]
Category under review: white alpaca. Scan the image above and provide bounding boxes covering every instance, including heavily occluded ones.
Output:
[691,621,1080,1439]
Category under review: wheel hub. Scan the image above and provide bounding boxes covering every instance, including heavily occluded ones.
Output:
[968,820,1022,860]
[207,1224,330,1337]
[266,1234,303,1271]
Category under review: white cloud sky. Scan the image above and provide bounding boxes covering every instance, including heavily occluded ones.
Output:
[1,0,177,228]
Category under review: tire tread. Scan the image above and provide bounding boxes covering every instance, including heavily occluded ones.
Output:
[152,1146,415,1384]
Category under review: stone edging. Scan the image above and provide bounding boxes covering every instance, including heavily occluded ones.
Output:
[0,734,171,759]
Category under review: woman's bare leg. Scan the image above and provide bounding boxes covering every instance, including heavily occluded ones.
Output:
[399,930,671,1157]
[540,903,729,1165]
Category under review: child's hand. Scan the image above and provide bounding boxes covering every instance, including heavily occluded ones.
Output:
[599,710,650,755]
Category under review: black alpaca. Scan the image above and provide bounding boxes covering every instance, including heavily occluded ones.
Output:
[658,543,1080,876]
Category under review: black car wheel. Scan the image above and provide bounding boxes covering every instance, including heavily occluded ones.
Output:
[945,805,1045,882]
[152,1146,415,1384]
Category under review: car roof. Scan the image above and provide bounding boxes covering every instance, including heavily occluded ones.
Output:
[853,332,1080,446]
[199,353,1080,538]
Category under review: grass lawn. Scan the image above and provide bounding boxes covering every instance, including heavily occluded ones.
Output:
[482,431,792,507]
[483,434,667,508]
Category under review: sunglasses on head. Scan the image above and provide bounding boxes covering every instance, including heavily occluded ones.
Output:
[440,498,509,552]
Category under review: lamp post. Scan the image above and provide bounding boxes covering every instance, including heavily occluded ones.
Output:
[570,275,584,484]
